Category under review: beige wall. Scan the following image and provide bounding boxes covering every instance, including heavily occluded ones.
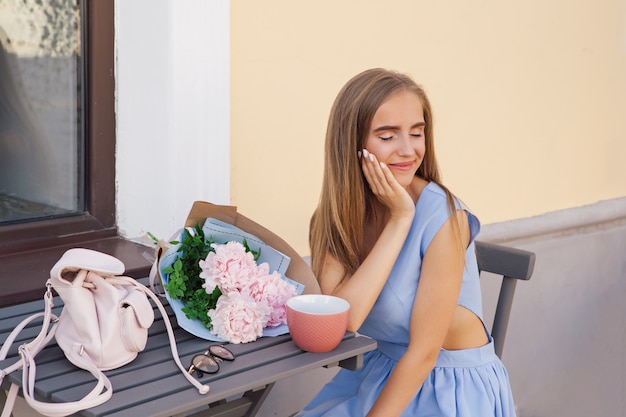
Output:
[231,0,626,255]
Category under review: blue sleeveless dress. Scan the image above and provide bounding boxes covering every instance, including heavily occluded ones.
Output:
[297,183,516,417]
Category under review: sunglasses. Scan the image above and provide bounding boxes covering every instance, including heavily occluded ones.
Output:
[187,344,235,377]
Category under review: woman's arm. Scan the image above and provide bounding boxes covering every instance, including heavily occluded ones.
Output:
[318,212,413,331]
[318,151,415,331]
[366,209,470,417]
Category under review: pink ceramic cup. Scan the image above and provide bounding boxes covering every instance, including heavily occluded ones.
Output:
[286,294,350,353]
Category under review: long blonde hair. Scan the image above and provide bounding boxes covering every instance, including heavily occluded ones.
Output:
[309,68,459,280]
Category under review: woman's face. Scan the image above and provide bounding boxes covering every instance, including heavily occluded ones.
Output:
[364,90,426,188]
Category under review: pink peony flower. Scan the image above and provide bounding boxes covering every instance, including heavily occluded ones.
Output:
[207,292,270,344]
[246,271,298,327]
[254,261,270,277]
[197,240,300,343]
[199,241,259,294]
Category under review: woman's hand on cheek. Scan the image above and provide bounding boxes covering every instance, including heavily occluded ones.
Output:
[361,149,415,219]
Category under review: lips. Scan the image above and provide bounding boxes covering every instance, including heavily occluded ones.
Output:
[388,162,415,171]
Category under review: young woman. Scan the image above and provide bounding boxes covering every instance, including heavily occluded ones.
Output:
[299,68,516,417]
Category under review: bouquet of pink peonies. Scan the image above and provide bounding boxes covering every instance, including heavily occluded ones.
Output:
[201,241,298,343]
[159,218,304,344]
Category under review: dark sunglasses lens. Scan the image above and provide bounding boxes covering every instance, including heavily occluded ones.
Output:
[192,354,219,374]
[209,345,235,361]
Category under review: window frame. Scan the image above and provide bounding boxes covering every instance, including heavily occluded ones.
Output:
[0,0,116,255]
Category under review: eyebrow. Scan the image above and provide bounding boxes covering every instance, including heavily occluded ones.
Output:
[372,122,426,133]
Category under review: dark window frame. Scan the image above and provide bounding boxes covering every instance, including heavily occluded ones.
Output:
[0,0,151,306]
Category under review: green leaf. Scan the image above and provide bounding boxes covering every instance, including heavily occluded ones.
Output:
[164,223,214,305]
[147,231,159,245]
[242,238,261,261]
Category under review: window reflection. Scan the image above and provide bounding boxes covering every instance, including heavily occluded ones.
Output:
[0,0,83,223]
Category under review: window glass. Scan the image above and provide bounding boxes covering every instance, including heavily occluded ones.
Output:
[0,0,83,224]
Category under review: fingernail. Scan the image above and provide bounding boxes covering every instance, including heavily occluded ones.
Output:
[362,149,369,158]
[357,150,362,158]
[379,162,386,169]
[369,153,375,162]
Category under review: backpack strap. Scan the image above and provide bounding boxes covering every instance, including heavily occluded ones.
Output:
[1,283,59,417]
[19,342,113,417]
[112,276,210,395]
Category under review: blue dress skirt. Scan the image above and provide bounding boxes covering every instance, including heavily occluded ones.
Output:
[297,338,515,416]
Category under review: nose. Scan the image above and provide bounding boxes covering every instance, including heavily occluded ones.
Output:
[397,134,413,156]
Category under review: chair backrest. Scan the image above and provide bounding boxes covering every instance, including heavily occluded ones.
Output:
[475,240,536,358]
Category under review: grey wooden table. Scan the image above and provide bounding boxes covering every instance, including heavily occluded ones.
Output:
[0,287,377,417]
